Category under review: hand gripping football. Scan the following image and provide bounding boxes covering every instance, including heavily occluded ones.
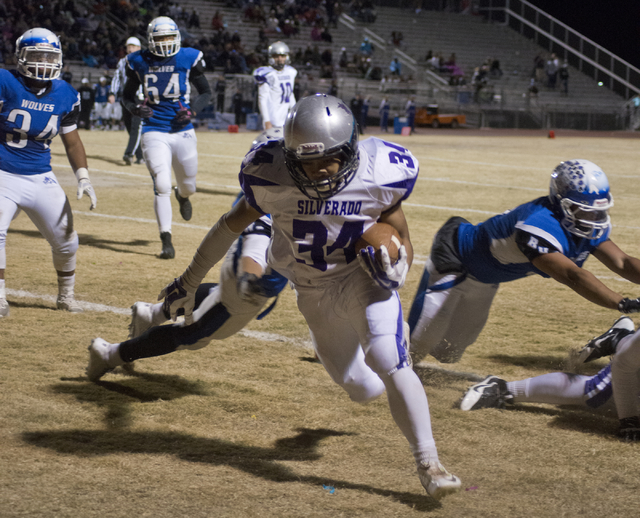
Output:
[355,222,402,265]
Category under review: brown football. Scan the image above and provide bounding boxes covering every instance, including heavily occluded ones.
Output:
[355,222,402,265]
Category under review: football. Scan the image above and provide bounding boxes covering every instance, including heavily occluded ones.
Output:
[355,222,402,264]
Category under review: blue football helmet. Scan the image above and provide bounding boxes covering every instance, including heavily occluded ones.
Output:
[284,94,359,201]
[147,16,181,57]
[549,159,613,239]
[15,28,63,81]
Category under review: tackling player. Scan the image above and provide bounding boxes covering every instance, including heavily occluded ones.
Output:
[253,41,297,130]
[88,94,461,499]
[460,316,640,442]
[0,28,97,317]
[122,16,212,260]
[408,159,640,364]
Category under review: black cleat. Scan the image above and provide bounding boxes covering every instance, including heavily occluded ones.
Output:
[460,375,513,411]
[123,154,133,165]
[578,316,635,363]
[174,186,192,221]
[159,232,175,259]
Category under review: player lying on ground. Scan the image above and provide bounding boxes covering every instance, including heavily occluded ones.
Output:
[88,94,461,499]
[460,316,640,441]
[0,28,97,318]
[408,159,640,363]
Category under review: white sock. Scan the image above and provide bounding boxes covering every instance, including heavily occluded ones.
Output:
[57,274,75,297]
[0,279,6,299]
[508,372,587,406]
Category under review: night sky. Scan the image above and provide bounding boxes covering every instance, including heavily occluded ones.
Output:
[524,0,640,69]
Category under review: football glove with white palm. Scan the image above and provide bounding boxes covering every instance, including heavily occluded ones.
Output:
[158,276,198,324]
[358,244,409,291]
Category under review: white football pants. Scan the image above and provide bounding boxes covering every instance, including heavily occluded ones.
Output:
[0,169,77,272]
[142,129,198,233]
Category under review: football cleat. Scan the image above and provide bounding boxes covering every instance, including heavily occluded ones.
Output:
[174,186,192,221]
[128,302,155,339]
[86,338,113,381]
[159,232,175,259]
[417,461,461,500]
[56,294,83,313]
[0,297,9,318]
[123,154,133,166]
[577,316,635,364]
[460,375,513,411]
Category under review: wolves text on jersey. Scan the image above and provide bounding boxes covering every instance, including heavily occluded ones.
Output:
[297,199,362,216]
[148,65,175,73]
[21,100,55,112]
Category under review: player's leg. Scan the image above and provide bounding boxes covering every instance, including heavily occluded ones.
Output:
[611,329,640,424]
[142,132,175,258]
[20,172,81,312]
[170,129,197,221]
[344,269,460,498]
[0,178,20,317]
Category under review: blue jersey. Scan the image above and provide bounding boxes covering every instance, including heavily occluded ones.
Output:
[457,196,611,283]
[0,69,80,175]
[126,47,204,134]
[94,83,110,103]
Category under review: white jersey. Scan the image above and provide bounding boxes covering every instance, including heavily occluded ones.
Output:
[253,65,297,128]
[239,137,419,286]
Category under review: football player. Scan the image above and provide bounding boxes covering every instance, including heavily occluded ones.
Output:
[408,159,640,364]
[253,41,297,130]
[88,94,461,499]
[460,316,640,442]
[0,28,97,317]
[122,16,212,259]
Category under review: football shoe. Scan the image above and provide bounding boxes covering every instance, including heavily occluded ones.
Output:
[174,186,192,221]
[460,375,513,411]
[159,232,175,259]
[417,461,461,499]
[56,294,83,313]
[128,302,155,339]
[577,316,635,363]
[87,338,114,381]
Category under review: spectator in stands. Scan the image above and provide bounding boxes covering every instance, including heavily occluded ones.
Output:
[488,57,503,78]
[339,47,349,68]
[232,90,243,126]
[362,96,370,131]
[359,37,373,57]
[559,61,569,96]
[389,56,402,77]
[405,96,416,134]
[379,96,390,132]
[391,31,403,48]
[533,54,545,82]
[188,9,200,29]
[546,53,559,89]
[350,93,364,134]
[78,78,95,130]
[215,78,226,112]
[327,79,338,96]
[212,10,226,31]
[472,66,488,103]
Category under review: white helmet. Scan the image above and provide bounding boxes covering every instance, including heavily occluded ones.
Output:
[268,41,290,70]
[147,16,181,57]
[549,159,613,239]
[15,28,63,81]
[284,94,359,200]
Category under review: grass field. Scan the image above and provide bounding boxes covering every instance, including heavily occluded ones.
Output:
[2,127,640,517]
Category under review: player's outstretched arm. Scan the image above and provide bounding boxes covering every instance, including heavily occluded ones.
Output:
[593,240,640,284]
[160,198,262,323]
[532,252,623,309]
[60,129,97,210]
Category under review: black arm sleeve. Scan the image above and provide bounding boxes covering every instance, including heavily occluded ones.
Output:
[189,60,212,115]
[515,229,560,261]
[122,66,142,114]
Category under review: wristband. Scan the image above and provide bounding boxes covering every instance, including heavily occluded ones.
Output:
[74,167,89,182]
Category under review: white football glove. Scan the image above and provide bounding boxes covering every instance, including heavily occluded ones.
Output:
[358,244,409,291]
[158,277,198,324]
[237,272,268,304]
[77,179,97,210]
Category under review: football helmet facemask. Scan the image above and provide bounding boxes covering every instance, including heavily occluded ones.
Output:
[284,94,359,201]
[15,28,63,81]
[268,41,290,70]
[147,16,181,57]
[549,159,613,239]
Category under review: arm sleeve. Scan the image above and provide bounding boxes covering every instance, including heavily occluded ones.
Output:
[515,229,561,261]
[257,82,271,124]
[122,65,142,114]
[189,66,212,115]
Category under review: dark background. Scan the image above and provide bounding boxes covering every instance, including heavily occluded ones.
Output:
[525,0,640,68]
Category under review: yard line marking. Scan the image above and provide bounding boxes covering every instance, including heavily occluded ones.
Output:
[6,289,131,315]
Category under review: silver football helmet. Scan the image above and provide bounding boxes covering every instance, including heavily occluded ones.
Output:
[268,41,290,70]
[284,94,359,200]
[147,16,181,57]
[15,28,63,81]
[252,127,284,147]
[549,159,613,239]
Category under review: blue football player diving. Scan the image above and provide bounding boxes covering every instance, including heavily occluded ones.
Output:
[408,159,640,364]
[122,16,212,259]
[0,28,97,318]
